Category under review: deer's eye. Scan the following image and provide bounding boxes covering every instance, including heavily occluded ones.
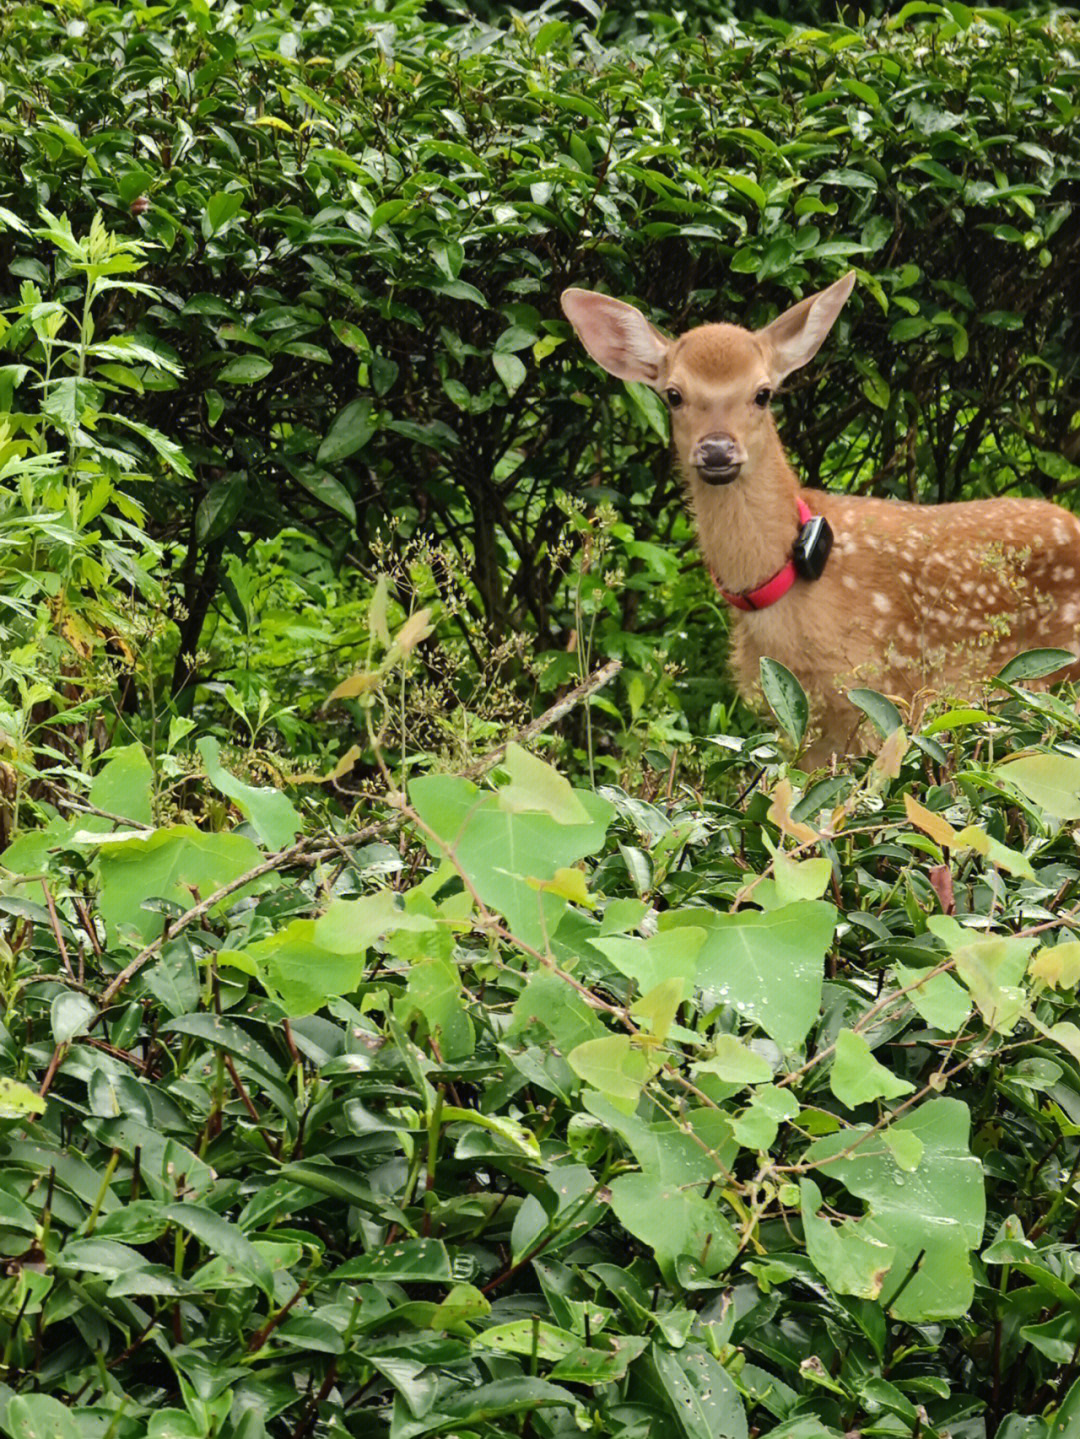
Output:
[754,387,772,408]
[665,387,683,410]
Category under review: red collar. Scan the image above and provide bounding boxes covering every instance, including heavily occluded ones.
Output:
[713,497,814,612]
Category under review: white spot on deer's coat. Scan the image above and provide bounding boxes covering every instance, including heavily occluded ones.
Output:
[872,593,891,614]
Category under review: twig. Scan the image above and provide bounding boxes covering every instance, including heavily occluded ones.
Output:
[223,1052,280,1158]
[40,880,74,982]
[245,1282,309,1353]
[461,658,621,780]
[42,785,155,831]
[97,827,380,1006]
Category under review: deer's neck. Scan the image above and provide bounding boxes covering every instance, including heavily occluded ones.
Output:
[686,442,803,596]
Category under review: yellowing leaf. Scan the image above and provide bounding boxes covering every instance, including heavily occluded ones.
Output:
[0,1076,46,1119]
[997,752,1080,819]
[395,606,434,654]
[498,743,590,825]
[951,936,1033,1034]
[954,825,1035,880]
[290,744,362,786]
[766,778,817,844]
[530,866,594,907]
[1030,941,1080,991]
[328,670,382,702]
[870,726,909,785]
[631,977,684,1042]
[61,612,100,658]
[1045,1021,1080,1067]
[904,793,957,848]
[253,115,294,132]
[431,1283,490,1333]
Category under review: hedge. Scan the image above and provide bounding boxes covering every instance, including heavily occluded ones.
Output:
[1,0,1079,714]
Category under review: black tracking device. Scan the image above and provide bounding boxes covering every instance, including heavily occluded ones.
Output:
[792,515,833,582]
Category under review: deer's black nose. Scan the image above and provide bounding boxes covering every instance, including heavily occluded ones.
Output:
[693,434,744,485]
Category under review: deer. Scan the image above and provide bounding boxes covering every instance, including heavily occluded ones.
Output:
[561,274,1080,767]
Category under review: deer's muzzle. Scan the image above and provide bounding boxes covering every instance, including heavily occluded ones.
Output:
[693,433,745,486]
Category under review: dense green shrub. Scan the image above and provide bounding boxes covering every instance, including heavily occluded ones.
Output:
[5,15,1080,1431]
[4,672,1080,1436]
[1,0,1079,753]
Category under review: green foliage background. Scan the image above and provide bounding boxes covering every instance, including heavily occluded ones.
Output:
[2,0,1079,760]
[1,2,1080,1438]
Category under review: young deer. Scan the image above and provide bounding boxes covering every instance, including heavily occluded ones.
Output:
[561,275,1080,765]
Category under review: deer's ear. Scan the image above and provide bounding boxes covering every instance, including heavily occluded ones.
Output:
[561,289,669,385]
[758,272,856,382]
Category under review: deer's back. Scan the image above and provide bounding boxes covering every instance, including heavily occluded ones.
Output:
[729,491,1080,711]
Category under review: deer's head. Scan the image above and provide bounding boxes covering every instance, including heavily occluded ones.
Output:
[561,273,856,487]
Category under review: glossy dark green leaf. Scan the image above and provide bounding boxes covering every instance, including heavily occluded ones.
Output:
[759,658,808,749]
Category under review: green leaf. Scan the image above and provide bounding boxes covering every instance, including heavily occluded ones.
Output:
[804,1099,984,1321]
[498,744,591,825]
[5,1396,84,1439]
[413,768,613,951]
[661,901,835,1052]
[110,415,194,477]
[493,350,527,396]
[290,463,357,523]
[241,891,433,1015]
[651,1343,749,1439]
[197,736,302,850]
[693,1033,773,1086]
[160,1013,281,1076]
[801,1178,896,1300]
[94,826,267,943]
[848,688,903,737]
[51,992,96,1045]
[206,190,244,233]
[760,658,808,748]
[218,354,272,385]
[996,648,1077,683]
[474,1319,578,1360]
[731,1085,800,1150]
[317,397,374,464]
[568,1035,652,1113]
[195,475,245,545]
[398,955,475,1061]
[162,1202,274,1295]
[88,744,153,829]
[593,927,705,995]
[332,1238,452,1282]
[893,962,971,1033]
[609,1172,739,1282]
[41,376,102,428]
[830,1029,916,1109]
[996,753,1080,819]
[773,852,832,905]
